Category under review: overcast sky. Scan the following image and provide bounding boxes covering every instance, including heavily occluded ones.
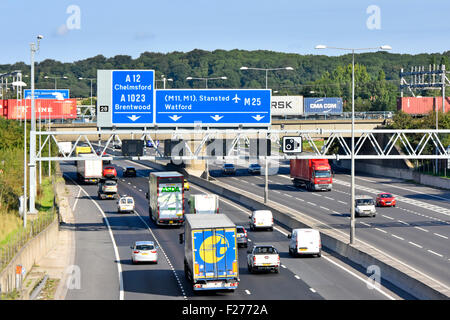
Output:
[1,0,449,64]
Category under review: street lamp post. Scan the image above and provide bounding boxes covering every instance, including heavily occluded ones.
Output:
[239,66,294,89]
[29,35,44,215]
[315,44,392,244]
[78,77,97,120]
[155,75,173,89]
[240,66,294,204]
[186,76,227,89]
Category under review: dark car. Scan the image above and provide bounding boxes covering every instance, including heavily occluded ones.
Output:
[123,166,137,177]
[222,163,236,175]
[248,163,261,174]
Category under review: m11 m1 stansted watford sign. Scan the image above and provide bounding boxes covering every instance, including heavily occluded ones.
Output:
[155,89,271,127]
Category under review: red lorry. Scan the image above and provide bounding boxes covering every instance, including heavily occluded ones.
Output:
[290,159,332,191]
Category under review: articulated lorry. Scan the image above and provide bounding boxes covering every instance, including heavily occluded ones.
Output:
[181,214,239,291]
[146,171,184,226]
[290,159,332,191]
[76,153,103,184]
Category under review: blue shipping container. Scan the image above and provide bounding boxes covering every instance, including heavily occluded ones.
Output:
[304,97,343,114]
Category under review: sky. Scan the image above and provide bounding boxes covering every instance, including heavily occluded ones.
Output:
[1,0,449,64]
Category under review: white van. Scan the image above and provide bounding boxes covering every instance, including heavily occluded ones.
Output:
[249,210,273,231]
[288,228,321,257]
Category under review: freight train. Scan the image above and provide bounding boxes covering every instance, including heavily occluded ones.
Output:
[0,99,77,120]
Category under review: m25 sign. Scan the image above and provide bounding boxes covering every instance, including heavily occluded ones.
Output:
[271,96,303,116]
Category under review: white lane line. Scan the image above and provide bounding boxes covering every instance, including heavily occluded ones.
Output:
[307,202,317,206]
[72,187,82,212]
[286,194,293,198]
[397,220,409,225]
[359,222,371,227]
[375,228,387,234]
[382,215,394,220]
[294,275,300,280]
[127,182,131,185]
[245,290,251,295]
[391,234,405,241]
[324,197,335,201]
[434,233,448,239]
[68,177,124,300]
[414,226,429,233]
[427,250,443,258]
[408,241,423,248]
[312,193,321,197]
[338,201,347,205]
[296,198,305,202]
[320,206,330,211]
[281,264,287,268]
[309,288,317,293]
[139,189,143,192]
[133,185,136,188]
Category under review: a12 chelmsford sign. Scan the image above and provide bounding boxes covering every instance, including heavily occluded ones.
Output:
[97,69,155,127]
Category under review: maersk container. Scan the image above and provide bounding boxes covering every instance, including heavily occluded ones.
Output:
[397,97,450,115]
[2,99,77,120]
[182,214,239,291]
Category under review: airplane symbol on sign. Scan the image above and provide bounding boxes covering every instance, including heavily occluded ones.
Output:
[232,94,240,103]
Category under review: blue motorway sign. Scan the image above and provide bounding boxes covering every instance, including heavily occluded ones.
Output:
[24,89,70,100]
[304,97,343,114]
[155,89,271,126]
[111,70,155,125]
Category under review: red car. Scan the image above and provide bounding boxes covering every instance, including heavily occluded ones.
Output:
[103,166,117,179]
[376,193,396,207]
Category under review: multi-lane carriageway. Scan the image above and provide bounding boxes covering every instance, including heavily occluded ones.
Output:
[60,157,413,300]
[208,159,450,292]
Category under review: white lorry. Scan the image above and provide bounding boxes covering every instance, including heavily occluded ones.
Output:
[76,153,103,184]
[146,171,184,226]
[188,194,219,214]
[247,244,280,273]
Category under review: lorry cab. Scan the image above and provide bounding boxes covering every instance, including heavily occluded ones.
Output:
[288,228,321,257]
[249,210,274,231]
[310,161,332,191]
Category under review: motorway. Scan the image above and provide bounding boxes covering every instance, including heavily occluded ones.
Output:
[59,157,409,300]
[207,157,450,291]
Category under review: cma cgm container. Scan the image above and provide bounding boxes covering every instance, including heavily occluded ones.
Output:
[290,159,332,191]
[1,99,77,120]
[397,97,450,115]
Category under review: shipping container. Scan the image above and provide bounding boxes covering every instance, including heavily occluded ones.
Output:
[397,97,450,115]
[1,99,77,120]
[304,97,343,114]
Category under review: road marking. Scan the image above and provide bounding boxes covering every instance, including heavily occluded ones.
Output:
[324,197,335,201]
[312,193,321,197]
[245,290,251,295]
[307,202,317,206]
[338,201,347,205]
[309,288,317,293]
[427,250,443,258]
[294,275,300,279]
[414,226,429,233]
[139,189,142,192]
[320,206,330,211]
[286,194,293,198]
[67,177,125,300]
[434,233,448,239]
[359,222,371,227]
[391,234,404,241]
[375,228,387,234]
[72,187,82,212]
[408,241,423,248]
[322,255,396,300]
[281,264,287,268]
[296,198,305,202]
[382,215,394,220]
[397,220,409,225]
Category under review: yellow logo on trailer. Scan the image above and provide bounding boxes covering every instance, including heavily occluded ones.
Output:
[199,234,229,264]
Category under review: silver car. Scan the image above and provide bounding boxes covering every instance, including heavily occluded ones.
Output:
[236,226,248,248]
[131,241,158,264]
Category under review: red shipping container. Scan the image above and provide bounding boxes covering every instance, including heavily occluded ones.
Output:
[3,99,77,120]
[397,97,450,115]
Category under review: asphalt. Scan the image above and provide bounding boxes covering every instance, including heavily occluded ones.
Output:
[57,158,409,300]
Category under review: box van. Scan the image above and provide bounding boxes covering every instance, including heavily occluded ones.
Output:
[288,228,321,257]
[249,210,273,231]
